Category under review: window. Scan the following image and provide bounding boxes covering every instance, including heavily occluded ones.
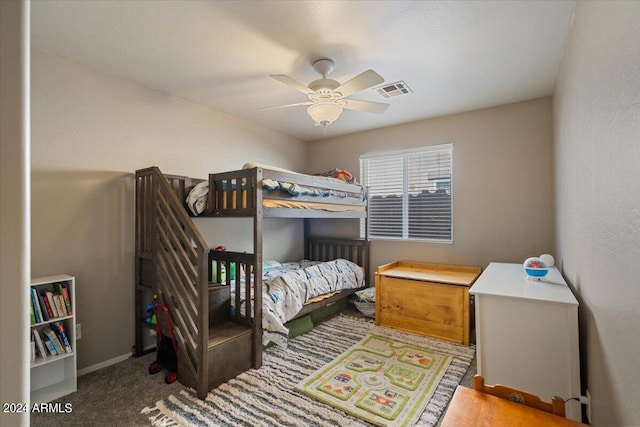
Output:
[360,143,453,242]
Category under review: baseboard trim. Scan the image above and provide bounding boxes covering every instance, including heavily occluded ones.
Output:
[77,353,132,377]
[78,344,157,377]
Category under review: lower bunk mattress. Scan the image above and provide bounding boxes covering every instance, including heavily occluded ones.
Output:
[232,258,365,347]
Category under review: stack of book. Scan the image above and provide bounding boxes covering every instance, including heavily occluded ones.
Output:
[31,321,73,362]
[30,282,72,325]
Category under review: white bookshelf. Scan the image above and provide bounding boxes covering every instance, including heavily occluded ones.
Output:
[30,274,77,403]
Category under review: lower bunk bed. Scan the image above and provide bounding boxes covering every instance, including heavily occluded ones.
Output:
[210,241,368,347]
[135,166,369,399]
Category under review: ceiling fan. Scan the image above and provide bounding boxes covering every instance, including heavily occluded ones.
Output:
[263,59,389,128]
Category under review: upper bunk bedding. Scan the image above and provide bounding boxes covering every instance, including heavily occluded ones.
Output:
[186,163,367,217]
[232,258,365,348]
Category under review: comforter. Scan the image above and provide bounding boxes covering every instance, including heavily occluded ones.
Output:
[232,258,365,347]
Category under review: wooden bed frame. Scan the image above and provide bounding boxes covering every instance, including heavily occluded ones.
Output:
[134,166,369,399]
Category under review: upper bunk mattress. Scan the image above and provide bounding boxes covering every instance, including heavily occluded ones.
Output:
[187,163,366,216]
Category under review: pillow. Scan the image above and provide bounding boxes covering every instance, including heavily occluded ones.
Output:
[243,162,302,175]
[355,287,376,303]
[262,260,282,271]
[186,181,208,216]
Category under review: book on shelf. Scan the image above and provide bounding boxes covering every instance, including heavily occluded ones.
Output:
[54,282,73,315]
[39,291,53,319]
[45,291,60,318]
[31,340,36,364]
[43,337,58,356]
[31,288,43,324]
[54,294,67,317]
[62,284,72,314]
[42,327,65,355]
[37,290,50,321]
[50,322,72,353]
[30,296,36,325]
[32,329,47,360]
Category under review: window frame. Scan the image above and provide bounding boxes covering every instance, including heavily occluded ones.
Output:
[360,143,453,243]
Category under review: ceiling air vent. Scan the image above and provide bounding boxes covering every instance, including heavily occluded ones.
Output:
[376,81,412,98]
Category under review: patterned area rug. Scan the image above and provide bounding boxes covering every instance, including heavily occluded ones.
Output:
[296,335,451,426]
[143,315,475,427]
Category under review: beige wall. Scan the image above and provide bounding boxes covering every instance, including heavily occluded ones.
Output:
[553,2,640,425]
[30,50,306,370]
[23,4,640,423]
[0,1,30,425]
[307,97,555,273]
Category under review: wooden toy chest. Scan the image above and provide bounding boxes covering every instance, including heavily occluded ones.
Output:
[375,261,481,345]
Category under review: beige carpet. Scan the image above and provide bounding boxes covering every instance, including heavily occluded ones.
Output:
[30,311,477,426]
[145,315,474,427]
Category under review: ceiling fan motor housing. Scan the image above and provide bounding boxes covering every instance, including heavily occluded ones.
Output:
[308,78,340,92]
[312,58,335,77]
[309,59,340,93]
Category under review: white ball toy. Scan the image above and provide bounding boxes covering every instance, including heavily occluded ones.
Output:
[539,254,555,268]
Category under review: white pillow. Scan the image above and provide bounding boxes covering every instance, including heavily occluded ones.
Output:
[243,162,302,175]
[262,260,282,271]
[186,181,208,216]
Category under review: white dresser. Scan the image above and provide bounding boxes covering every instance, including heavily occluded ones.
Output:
[469,262,581,421]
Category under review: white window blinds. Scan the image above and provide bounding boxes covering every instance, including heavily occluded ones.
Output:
[360,143,453,242]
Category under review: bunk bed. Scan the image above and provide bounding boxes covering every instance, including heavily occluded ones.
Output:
[134,164,369,399]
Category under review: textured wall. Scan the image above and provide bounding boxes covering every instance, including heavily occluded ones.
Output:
[307,97,555,273]
[553,2,640,425]
[30,50,305,370]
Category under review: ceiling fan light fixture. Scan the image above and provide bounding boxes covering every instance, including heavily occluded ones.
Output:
[307,102,343,127]
[266,58,388,130]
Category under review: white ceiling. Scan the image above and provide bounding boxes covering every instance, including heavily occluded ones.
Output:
[31,0,575,142]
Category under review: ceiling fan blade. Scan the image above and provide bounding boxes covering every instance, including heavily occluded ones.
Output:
[270,74,315,95]
[260,101,313,111]
[342,99,389,114]
[334,69,384,98]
